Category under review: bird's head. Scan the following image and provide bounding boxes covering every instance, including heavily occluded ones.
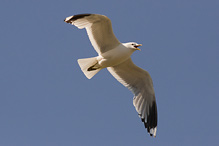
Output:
[123,42,142,51]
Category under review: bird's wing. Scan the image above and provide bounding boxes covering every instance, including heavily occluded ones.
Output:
[107,58,157,137]
[64,14,121,55]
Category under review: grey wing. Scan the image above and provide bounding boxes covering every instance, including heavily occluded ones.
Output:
[107,58,158,137]
[64,14,121,55]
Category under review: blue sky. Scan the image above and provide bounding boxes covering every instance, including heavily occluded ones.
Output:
[1,0,219,145]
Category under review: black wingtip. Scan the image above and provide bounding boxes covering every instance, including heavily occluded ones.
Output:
[64,14,92,23]
[141,101,158,137]
[71,14,92,20]
[147,101,157,129]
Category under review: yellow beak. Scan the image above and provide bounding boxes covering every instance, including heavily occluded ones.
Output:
[135,44,142,51]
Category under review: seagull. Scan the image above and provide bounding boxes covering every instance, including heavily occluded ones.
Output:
[64,14,158,137]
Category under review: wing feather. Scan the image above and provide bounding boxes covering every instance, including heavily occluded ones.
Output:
[107,58,158,137]
[64,14,120,54]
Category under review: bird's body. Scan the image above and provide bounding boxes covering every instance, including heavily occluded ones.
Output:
[64,14,158,137]
[97,43,135,68]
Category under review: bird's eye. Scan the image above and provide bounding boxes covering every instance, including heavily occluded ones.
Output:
[132,44,134,45]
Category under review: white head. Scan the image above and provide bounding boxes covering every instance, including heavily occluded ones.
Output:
[123,42,142,51]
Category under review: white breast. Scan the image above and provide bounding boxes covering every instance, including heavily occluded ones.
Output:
[97,44,134,68]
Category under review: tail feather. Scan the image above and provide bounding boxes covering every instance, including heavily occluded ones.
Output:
[77,57,101,79]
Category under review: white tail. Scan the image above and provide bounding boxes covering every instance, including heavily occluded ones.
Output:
[77,57,102,79]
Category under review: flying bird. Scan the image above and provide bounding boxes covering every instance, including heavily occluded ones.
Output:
[64,14,158,137]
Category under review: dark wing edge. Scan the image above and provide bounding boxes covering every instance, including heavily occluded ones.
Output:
[64,14,92,23]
